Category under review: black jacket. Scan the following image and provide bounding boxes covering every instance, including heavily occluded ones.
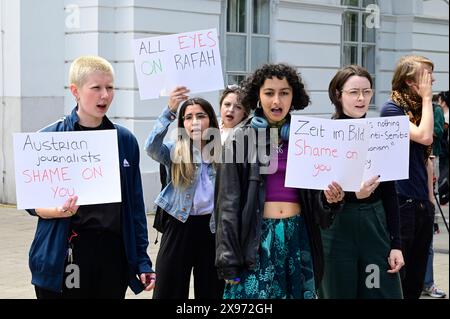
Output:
[214,124,342,288]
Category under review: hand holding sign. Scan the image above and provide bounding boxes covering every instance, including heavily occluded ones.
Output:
[35,195,79,219]
[355,175,381,199]
[62,195,79,216]
[323,181,345,204]
[168,86,190,113]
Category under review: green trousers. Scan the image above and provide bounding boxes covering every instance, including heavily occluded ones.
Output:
[319,200,403,299]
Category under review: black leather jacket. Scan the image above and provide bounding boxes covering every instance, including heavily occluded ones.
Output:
[214,124,342,288]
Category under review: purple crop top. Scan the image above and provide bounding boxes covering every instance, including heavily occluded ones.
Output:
[265,142,299,203]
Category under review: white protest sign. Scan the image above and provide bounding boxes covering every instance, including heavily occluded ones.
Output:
[13,130,121,209]
[285,116,369,192]
[363,115,410,182]
[133,28,224,100]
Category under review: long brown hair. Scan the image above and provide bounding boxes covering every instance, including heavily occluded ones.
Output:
[391,55,434,96]
[171,98,220,188]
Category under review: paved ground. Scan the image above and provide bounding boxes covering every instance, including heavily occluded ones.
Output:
[0,204,448,299]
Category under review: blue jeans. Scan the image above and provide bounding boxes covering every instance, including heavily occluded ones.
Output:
[423,235,434,289]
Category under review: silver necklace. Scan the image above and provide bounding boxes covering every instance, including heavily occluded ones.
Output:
[275,142,283,154]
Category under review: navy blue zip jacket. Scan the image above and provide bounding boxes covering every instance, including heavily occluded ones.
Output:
[26,106,153,294]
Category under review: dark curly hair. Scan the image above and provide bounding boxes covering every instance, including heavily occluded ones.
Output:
[240,63,310,111]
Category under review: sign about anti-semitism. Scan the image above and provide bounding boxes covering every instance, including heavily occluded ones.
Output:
[13,130,121,209]
[362,115,410,182]
[285,116,369,191]
[133,28,224,100]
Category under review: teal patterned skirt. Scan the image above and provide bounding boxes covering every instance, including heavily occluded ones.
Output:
[223,214,316,299]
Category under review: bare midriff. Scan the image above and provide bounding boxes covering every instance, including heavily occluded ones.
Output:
[263,201,301,219]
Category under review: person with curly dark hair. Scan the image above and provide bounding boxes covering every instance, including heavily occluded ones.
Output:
[215,63,344,299]
[240,63,311,113]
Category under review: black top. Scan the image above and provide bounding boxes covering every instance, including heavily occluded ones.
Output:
[70,121,122,235]
[337,113,401,249]
[380,101,429,200]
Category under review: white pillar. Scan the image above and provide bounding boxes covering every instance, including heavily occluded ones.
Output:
[0,0,65,204]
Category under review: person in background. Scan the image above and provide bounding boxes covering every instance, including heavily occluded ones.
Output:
[145,87,224,299]
[219,84,250,144]
[421,93,447,298]
[422,153,447,298]
[430,94,445,185]
[319,65,404,299]
[437,91,449,205]
[26,55,155,299]
[380,55,435,299]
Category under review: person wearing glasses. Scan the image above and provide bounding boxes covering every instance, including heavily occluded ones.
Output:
[219,85,250,144]
[144,86,224,299]
[215,63,345,299]
[318,65,404,299]
[380,56,436,299]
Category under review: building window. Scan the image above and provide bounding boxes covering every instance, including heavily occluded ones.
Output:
[342,0,377,106]
[226,0,270,85]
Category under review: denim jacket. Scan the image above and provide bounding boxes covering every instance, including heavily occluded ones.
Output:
[144,107,216,233]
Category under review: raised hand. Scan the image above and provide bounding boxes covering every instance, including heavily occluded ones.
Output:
[168,86,190,113]
[413,68,433,101]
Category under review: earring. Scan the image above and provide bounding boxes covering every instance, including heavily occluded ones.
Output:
[257,100,262,109]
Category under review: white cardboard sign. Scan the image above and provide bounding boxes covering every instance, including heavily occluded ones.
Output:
[285,115,410,192]
[363,115,410,181]
[13,130,121,209]
[286,116,369,191]
[133,28,224,100]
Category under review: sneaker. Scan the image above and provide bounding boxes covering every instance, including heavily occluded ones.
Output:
[423,285,447,298]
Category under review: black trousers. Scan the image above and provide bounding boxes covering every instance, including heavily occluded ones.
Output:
[35,229,128,299]
[398,196,434,299]
[153,214,224,299]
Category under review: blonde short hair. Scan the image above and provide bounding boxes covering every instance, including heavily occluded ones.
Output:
[391,55,434,92]
[69,56,114,87]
